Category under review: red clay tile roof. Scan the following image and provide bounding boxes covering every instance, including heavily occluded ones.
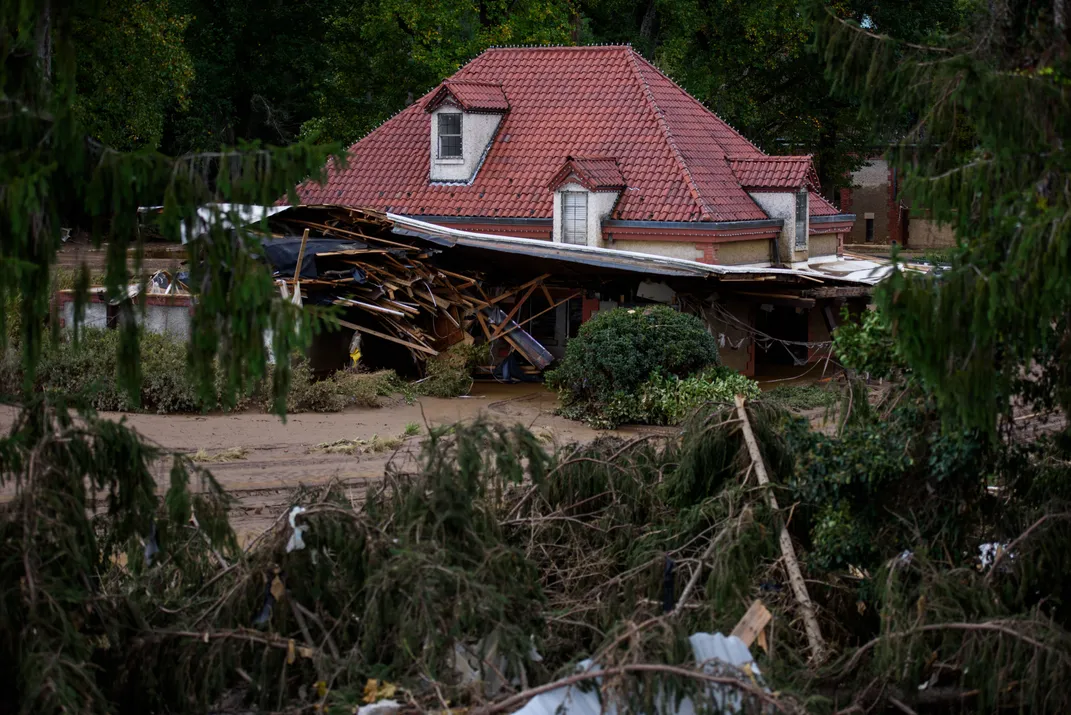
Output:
[424,79,509,113]
[295,46,840,223]
[549,156,626,192]
[809,191,840,216]
[730,157,813,190]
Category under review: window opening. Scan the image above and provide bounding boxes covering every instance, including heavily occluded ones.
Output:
[561,191,588,245]
[437,113,462,158]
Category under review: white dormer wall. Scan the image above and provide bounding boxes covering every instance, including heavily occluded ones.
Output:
[748,190,809,266]
[429,104,503,183]
[551,181,620,246]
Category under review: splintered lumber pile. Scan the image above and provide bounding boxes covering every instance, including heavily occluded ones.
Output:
[263,206,551,370]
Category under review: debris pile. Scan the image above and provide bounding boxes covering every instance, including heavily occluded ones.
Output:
[262,206,553,372]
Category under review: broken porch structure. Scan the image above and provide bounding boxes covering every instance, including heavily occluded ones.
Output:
[265,206,878,379]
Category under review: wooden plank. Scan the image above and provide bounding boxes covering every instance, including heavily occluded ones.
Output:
[282,218,419,251]
[735,395,825,662]
[475,311,493,341]
[333,298,406,317]
[488,282,539,339]
[492,291,579,339]
[730,600,773,648]
[540,282,554,305]
[293,228,310,283]
[333,318,439,356]
[800,286,873,299]
[488,274,552,305]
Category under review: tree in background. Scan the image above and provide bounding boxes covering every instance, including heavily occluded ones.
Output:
[579,0,967,192]
[71,0,194,151]
[818,0,1071,434]
[298,0,576,146]
[161,0,338,152]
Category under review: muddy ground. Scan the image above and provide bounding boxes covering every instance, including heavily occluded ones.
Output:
[0,385,617,544]
[0,382,849,544]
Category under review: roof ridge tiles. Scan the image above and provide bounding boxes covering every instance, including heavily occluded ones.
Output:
[630,53,767,157]
[623,47,715,222]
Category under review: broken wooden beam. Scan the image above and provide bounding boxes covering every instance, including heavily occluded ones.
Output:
[734,394,825,663]
[334,318,439,356]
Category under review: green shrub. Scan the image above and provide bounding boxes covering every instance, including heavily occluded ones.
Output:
[285,361,399,412]
[833,307,904,379]
[416,342,488,398]
[32,329,199,412]
[7,329,404,414]
[761,383,841,411]
[637,367,760,426]
[547,306,721,426]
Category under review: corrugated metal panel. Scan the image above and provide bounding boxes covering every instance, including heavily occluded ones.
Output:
[513,633,764,715]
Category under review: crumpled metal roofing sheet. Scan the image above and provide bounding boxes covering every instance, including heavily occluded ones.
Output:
[513,632,763,715]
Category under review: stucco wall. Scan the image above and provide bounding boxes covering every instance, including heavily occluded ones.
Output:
[854,158,888,187]
[716,240,772,265]
[607,239,704,261]
[909,218,956,249]
[749,191,808,265]
[143,304,192,341]
[807,306,833,363]
[61,301,108,330]
[550,182,620,246]
[60,300,191,340]
[809,234,839,257]
[429,107,502,183]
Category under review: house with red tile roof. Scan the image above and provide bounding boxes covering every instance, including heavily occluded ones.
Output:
[294,45,854,268]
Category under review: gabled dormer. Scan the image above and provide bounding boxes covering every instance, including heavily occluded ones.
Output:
[424,80,509,183]
[730,156,819,266]
[548,156,626,246]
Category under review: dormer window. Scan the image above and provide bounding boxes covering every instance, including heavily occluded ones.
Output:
[548,156,626,247]
[438,113,462,159]
[424,80,509,182]
[561,192,588,245]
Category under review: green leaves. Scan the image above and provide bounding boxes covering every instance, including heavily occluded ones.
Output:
[546,306,723,427]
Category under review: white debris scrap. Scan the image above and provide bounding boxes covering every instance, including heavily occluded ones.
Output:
[285,506,308,553]
[514,632,762,715]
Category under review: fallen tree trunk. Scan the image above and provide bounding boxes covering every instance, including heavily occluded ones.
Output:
[734,394,826,663]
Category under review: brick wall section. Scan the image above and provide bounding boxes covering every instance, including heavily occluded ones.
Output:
[839,187,853,213]
[696,243,718,264]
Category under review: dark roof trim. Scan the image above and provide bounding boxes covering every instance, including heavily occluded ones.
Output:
[603,218,784,230]
[411,215,553,226]
[810,213,856,224]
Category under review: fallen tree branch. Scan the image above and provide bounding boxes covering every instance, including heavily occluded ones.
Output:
[735,394,826,663]
[476,662,788,714]
[984,512,1071,584]
[673,505,753,616]
[841,620,1071,675]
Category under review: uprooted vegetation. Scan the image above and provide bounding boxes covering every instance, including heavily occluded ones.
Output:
[547,306,760,427]
[4,380,1070,714]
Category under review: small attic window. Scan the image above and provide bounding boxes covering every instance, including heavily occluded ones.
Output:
[562,191,588,245]
[437,113,462,158]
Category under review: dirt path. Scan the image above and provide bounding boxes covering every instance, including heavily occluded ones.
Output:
[0,384,611,544]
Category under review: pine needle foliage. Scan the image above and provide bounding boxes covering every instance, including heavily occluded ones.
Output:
[1,2,340,712]
[815,1,1071,435]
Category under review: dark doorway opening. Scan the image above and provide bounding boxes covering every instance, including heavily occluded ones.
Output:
[754,305,809,375]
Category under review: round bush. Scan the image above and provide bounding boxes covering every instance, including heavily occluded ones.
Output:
[546,306,720,410]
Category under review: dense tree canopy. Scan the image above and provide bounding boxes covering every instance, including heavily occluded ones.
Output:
[71,0,193,151]
[64,0,970,195]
